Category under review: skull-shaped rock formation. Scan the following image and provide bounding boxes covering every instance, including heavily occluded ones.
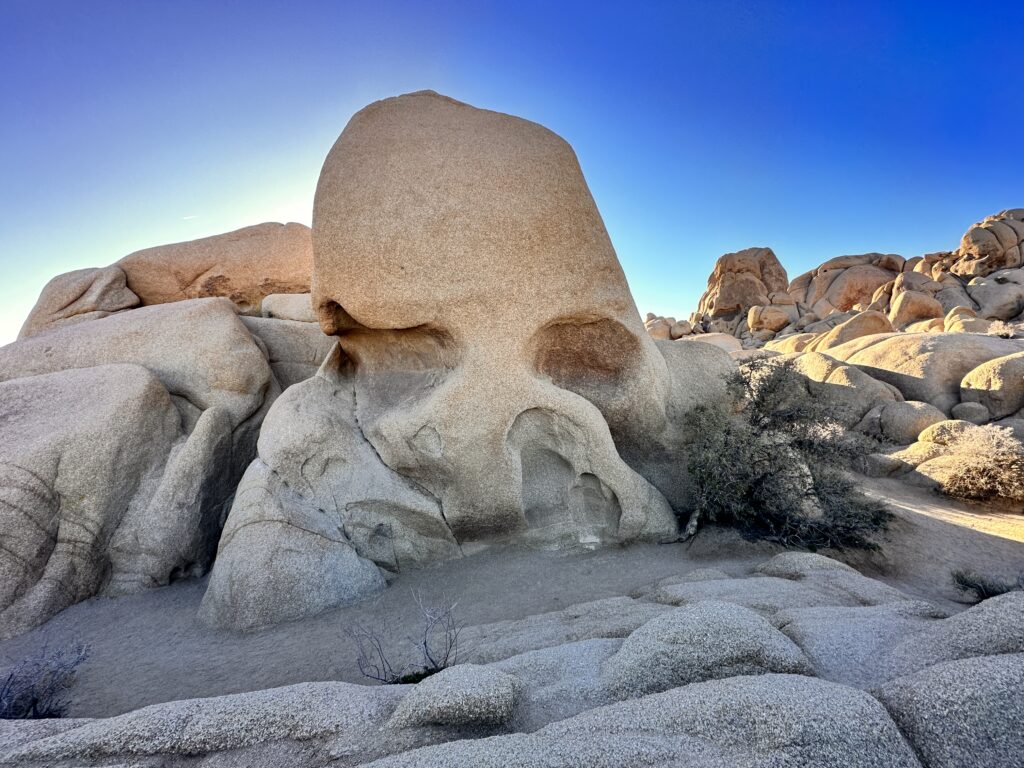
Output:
[201,91,733,629]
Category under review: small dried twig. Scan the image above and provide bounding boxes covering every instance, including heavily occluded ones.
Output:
[346,590,466,685]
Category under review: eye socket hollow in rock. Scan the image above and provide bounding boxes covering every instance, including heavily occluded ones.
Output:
[531,317,644,403]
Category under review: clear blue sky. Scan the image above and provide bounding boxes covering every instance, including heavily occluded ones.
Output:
[2,1,1021,344]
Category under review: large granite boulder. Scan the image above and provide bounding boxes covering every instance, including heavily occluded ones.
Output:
[601,600,812,698]
[874,653,1024,768]
[17,265,139,340]
[824,332,1024,413]
[19,223,313,339]
[0,299,276,638]
[117,222,312,313]
[695,247,788,320]
[204,92,734,628]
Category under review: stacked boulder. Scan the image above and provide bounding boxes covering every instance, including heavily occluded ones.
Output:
[654,209,1024,353]
[0,226,332,639]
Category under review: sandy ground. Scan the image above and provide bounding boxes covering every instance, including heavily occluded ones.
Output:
[1,481,1021,719]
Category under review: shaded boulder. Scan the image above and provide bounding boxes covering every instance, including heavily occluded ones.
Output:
[874,653,1024,768]
[601,600,812,699]
[960,350,1024,419]
[0,365,235,638]
[388,665,521,728]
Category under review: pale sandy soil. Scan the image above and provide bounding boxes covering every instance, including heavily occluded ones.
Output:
[0,480,1020,719]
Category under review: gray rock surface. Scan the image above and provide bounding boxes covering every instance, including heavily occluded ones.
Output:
[261,292,318,322]
[362,674,922,767]
[879,591,1024,678]
[0,365,234,638]
[464,596,669,664]
[776,601,946,687]
[2,682,405,763]
[874,653,1024,768]
[602,600,812,698]
[240,315,336,389]
[649,575,836,613]
[388,664,520,728]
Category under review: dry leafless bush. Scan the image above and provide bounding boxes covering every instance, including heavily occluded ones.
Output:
[0,641,89,719]
[941,425,1024,504]
[986,320,1016,339]
[347,591,464,685]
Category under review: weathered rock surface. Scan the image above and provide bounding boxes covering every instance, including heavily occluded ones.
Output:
[240,315,336,389]
[879,591,1024,678]
[950,209,1024,277]
[874,653,1024,768]
[0,298,276,638]
[602,600,812,698]
[464,597,670,664]
[118,222,312,313]
[362,674,922,768]
[695,247,788,319]
[960,350,1024,419]
[203,91,747,628]
[0,298,272,431]
[18,265,139,340]
[261,291,318,322]
[388,665,520,728]
[825,332,1024,413]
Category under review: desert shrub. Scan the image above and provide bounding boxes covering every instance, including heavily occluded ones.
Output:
[951,569,1022,602]
[681,358,890,549]
[0,642,89,719]
[940,425,1024,504]
[986,320,1016,339]
[348,591,464,684]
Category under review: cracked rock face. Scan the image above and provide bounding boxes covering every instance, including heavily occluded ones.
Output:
[201,91,730,629]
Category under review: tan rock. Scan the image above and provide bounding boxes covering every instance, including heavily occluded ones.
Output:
[904,318,944,333]
[888,290,944,329]
[804,310,893,353]
[950,401,990,425]
[965,267,1024,320]
[960,351,1024,419]
[696,247,788,319]
[823,264,897,312]
[877,401,947,444]
[825,332,1024,413]
[669,320,693,339]
[951,209,1024,277]
[0,298,272,430]
[918,419,977,446]
[18,266,139,340]
[205,92,725,627]
[747,304,796,333]
[118,222,312,314]
[261,292,317,322]
[684,332,743,353]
